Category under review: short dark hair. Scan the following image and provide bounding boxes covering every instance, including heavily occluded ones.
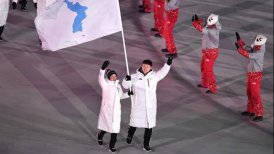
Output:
[142,59,152,66]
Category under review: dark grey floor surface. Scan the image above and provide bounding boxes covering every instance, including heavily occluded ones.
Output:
[0,0,273,154]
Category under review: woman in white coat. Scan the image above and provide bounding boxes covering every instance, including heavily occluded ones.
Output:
[0,0,9,41]
[122,57,173,152]
[97,60,131,153]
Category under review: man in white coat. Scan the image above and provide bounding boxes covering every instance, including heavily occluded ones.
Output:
[97,60,131,153]
[0,0,9,41]
[122,57,173,152]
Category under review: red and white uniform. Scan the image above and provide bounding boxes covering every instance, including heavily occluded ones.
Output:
[192,16,221,93]
[142,0,152,13]
[153,0,165,34]
[163,0,181,54]
[236,37,266,117]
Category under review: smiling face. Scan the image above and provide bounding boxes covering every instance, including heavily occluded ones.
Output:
[109,74,117,81]
[142,64,151,74]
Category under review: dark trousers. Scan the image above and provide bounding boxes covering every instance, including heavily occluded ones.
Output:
[98,130,117,149]
[0,26,4,38]
[20,0,27,7]
[128,126,152,147]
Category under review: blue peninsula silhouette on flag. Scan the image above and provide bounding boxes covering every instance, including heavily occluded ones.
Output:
[35,0,123,51]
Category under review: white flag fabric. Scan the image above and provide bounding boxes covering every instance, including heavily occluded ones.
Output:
[35,0,57,15]
[35,0,123,51]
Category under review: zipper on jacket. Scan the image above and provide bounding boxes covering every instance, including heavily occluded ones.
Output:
[147,79,150,87]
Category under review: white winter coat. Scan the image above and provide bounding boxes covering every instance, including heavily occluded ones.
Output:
[0,0,9,27]
[98,69,129,133]
[122,63,171,128]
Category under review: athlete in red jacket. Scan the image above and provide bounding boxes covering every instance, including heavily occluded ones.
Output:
[235,32,267,122]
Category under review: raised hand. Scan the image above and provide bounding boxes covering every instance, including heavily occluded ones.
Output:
[101,60,110,70]
[235,32,241,41]
[194,14,199,21]
[235,42,239,49]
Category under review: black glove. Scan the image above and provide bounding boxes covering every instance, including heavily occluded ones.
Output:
[235,32,241,41]
[167,57,173,65]
[34,3,37,9]
[125,75,131,81]
[12,2,17,9]
[128,90,133,96]
[101,60,110,70]
[194,14,199,21]
[235,42,239,49]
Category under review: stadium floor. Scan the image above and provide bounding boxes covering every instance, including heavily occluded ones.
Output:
[0,0,273,154]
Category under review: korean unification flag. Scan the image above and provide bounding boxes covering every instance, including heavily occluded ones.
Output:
[35,0,123,51]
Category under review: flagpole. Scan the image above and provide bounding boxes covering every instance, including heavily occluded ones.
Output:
[116,0,130,75]
[121,29,130,75]
[116,0,133,104]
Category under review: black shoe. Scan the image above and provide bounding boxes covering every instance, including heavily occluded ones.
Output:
[165,53,177,58]
[151,28,158,32]
[197,84,204,88]
[241,111,255,116]
[0,37,3,42]
[139,5,143,8]
[98,139,103,145]
[97,133,103,145]
[109,148,117,153]
[143,146,152,152]
[154,33,162,38]
[12,2,17,9]
[250,113,255,116]
[252,116,263,122]
[126,137,132,144]
[205,90,213,94]
[139,10,151,13]
[21,7,27,11]
[139,10,145,13]
[161,48,168,52]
